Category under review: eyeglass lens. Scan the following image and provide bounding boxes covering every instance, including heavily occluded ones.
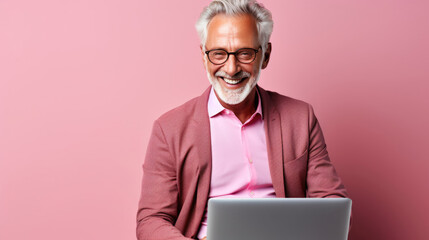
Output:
[208,49,256,64]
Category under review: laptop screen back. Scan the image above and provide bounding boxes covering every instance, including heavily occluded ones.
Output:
[207,198,351,240]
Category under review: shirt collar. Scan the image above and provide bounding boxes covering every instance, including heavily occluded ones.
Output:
[207,87,263,119]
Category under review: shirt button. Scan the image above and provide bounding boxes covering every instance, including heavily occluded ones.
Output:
[249,158,253,163]
[249,191,255,197]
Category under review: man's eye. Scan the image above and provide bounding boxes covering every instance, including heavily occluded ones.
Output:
[238,51,252,56]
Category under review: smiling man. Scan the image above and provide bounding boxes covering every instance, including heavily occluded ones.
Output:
[136,1,348,240]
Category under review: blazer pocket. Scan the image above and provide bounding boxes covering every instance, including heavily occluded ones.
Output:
[283,150,308,194]
[284,150,309,165]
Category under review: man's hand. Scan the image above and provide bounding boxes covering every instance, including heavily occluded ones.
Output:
[200,237,207,240]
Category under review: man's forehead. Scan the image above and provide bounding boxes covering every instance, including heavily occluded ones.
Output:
[206,13,259,49]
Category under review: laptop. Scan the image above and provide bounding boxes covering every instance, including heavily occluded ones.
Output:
[207,198,352,240]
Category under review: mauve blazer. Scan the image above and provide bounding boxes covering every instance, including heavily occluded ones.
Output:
[136,86,348,240]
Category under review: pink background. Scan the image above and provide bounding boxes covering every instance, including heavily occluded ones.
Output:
[1,0,428,239]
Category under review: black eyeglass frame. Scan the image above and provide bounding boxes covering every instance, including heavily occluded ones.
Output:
[205,46,262,65]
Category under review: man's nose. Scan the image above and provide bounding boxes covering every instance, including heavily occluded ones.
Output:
[223,55,241,77]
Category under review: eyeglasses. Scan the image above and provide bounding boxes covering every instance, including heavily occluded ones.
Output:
[205,46,261,65]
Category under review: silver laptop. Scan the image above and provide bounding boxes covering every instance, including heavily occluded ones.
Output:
[207,198,351,240]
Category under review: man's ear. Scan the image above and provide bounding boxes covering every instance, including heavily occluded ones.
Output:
[200,44,207,70]
[261,42,272,69]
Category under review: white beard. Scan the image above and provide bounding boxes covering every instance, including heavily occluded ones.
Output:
[206,66,262,105]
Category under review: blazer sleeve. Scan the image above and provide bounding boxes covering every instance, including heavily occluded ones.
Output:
[306,105,348,198]
[136,120,193,240]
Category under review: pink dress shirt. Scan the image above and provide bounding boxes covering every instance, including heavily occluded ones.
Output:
[197,88,276,239]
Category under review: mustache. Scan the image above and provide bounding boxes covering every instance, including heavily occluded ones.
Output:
[215,71,251,79]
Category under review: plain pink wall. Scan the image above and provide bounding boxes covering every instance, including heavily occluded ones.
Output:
[1,0,428,239]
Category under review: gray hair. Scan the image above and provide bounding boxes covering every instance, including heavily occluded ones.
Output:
[195,0,273,52]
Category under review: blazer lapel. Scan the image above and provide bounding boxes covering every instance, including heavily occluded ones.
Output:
[259,86,286,197]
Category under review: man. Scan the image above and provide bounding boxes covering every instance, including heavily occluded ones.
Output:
[136,1,348,240]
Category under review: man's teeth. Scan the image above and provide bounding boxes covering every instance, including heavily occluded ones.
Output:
[223,78,242,85]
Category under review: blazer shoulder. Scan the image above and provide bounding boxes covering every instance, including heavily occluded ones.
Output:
[265,89,313,115]
[152,93,206,138]
[263,89,319,139]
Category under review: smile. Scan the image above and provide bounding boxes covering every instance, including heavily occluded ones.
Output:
[221,77,247,85]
